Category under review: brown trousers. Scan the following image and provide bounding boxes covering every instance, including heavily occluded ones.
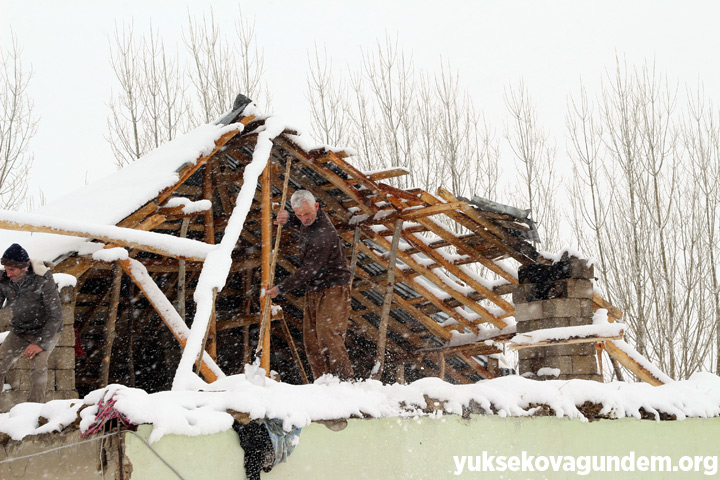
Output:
[303,284,354,381]
[0,331,60,403]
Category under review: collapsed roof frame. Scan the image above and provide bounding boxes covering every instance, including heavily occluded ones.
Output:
[0,110,668,390]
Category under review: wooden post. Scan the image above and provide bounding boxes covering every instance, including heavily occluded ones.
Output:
[99,262,123,387]
[195,288,217,374]
[259,160,272,374]
[243,271,252,367]
[128,308,136,388]
[178,217,190,320]
[396,363,405,384]
[348,227,361,290]
[372,218,403,380]
[257,158,293,375]
[203,164,217,359]
[203,163,215,245]
[280,315,310,384]
[439,352,446,381]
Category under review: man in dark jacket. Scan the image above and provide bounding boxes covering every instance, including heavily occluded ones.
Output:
[267,190,354,381]
[0,243,64,403]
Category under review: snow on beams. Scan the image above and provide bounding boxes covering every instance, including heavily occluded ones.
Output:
[172,116,287,391]
[0,210,214,262]
[357,225,507,330]
[605,340,673,386]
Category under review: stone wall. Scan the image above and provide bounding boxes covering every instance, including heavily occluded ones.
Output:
[1,284,77,412]
[514,255,601,381]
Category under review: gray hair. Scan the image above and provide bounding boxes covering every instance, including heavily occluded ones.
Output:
[290,190,316,209]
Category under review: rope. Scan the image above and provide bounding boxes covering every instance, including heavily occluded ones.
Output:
[125,430,187,480]
[0,429,188,480]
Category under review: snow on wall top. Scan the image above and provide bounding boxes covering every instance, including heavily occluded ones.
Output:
[1,371,720,443]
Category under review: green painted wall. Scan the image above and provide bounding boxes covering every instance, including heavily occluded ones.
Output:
[125,425,245,480]
[126,416,720,480]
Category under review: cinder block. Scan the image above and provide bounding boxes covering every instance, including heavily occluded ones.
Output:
[58,327,76,348]
[568,316,593,327]
[570,373,602,382]
[545,278,594,300]
[519,357,550,376]
[59,285,76,305]
[567,257,594,279]
[62,305,75,326]
[46,390,79,401]
[515,302,544,321]
[545,343,596,357]
[517,318,545,333]
[539,356,573,372]
[565,279,594,299]
[48,347,75,370]
[539,317,570,330]
[572,355,599,375]
[0,390,28,412]
[543,298,594,318]
[512,284,532,304]
[3,369,54,391]
[519,348,545,360]
[55,369,76,391]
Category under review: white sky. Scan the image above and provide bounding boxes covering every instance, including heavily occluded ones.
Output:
[2,0,719,206]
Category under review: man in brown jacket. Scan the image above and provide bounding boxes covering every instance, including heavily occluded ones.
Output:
[267,190,354,381]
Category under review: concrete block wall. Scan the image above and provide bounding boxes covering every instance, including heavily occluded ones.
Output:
[515,256,602,382]
[1,284,78,412]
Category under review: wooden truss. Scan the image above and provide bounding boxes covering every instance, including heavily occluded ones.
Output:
[0,111,668,391]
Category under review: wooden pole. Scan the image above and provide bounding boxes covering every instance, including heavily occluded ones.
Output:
[372,218,403,380]
[348,227,361,291]
[203,162,215,245]
[128,308,136,388]
[243,271,252,367]
[195,288,217,374]
[202,164,217,360]
[178,217,190,320]
[439,352,446,381]
[280,315,310,384]
[257,158,293,374]
[99,262,123,386]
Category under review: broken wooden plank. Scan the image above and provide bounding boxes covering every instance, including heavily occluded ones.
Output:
[605,340,668,386]
[373,218,403,380]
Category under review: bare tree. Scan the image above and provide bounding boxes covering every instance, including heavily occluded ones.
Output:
[141,24,190,149]
[683,89,720,374]
[504,80,561,252]
[567,59,718,380]
[0,34,37,210]
[305,45,352,147]
[106,22,146,168]
[184,9,269,125]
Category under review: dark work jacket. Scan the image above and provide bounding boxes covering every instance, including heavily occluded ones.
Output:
[277,209,351,294]
[0,260,64,350]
